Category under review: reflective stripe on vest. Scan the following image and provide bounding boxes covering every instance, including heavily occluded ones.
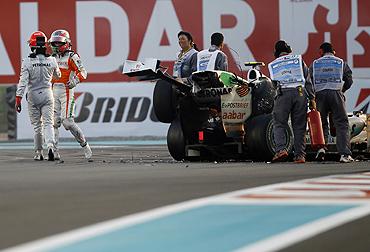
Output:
[197,49,219,71]
[268,54,305,88]
[312,55,343,92]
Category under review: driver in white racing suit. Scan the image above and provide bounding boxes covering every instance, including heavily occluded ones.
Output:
[16,31,61,161]
[49,29,92,160]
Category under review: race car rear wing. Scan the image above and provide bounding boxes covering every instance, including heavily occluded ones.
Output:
[122,58,192,93]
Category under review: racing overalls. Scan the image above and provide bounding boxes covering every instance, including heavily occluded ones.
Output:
[196,45,228,71]
[268,53,314,159]
[16,53,61,152]
[173,47,197,78]
[52,50,88,151]
[309,53,353,156]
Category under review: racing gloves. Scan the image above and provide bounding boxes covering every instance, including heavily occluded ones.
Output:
[15,96,22,113]
[67,75,80,89]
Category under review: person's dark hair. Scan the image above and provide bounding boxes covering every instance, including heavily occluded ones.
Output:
[211,32,224,47]
[178,31,199,51]
[274,40,292,58]
[319,42,334,53]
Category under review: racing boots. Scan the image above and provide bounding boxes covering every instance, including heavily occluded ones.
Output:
[34,150,44,161]
[54,151,61,161]
[82,142,92,160]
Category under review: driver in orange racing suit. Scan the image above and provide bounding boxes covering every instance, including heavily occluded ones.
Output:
[49,29,92,160]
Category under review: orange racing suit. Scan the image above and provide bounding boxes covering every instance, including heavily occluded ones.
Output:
[52,50,88,150]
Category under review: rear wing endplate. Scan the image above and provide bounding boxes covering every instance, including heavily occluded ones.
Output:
[122,58,192,93]
[123,58,160,80]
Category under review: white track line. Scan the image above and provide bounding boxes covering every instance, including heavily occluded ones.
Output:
[246,189,366,197]
[3,173,370,252]
[236,205,370,252]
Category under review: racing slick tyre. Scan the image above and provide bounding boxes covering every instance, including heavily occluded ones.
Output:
[167,117,186,161]
[153,80,177,123]
[245,113,293,160]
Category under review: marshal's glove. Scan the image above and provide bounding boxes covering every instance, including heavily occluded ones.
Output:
[309,99,317,110]
[67,75,80,89]
[15,96,22,113]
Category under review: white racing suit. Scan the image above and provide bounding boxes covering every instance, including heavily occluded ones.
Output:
[16,54,61,153]
[52,51,91,158]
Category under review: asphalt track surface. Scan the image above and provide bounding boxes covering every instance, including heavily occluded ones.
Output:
[0,144,370,251]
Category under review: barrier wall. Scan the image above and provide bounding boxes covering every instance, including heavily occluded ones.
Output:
[16,82,169,139]
[1,0,369,138]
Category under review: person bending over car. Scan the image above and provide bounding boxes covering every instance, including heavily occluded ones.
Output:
[196,32,228,71]
[268,40,315,163]
[309,42,354,163]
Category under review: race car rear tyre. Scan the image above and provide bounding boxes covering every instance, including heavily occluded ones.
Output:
[153,80,177,123]
[167,117,186,161]
[245,113,293,160]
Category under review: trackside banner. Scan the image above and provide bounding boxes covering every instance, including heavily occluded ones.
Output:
[1,0,369,81]
[16,83,169,139]
[2,0,370,138]
[347,79,370,114]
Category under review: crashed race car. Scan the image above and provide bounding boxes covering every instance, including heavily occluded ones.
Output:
[123,58,368,161]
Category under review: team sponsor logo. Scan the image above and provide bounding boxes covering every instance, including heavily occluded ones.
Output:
[196,87,233,97]
[221,102,249,109]
[130,63,143,72]
[57,61,68,68]
[222,111,246,120]
[74,92,159,123]
[221,85,252,123]
[32,63,51,67]
[235,85,250,97]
